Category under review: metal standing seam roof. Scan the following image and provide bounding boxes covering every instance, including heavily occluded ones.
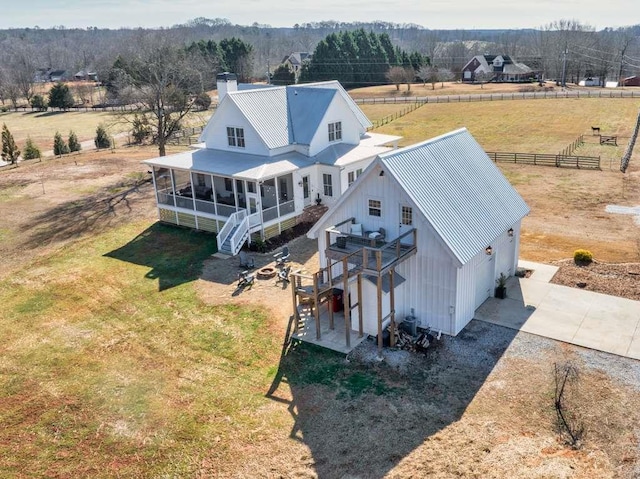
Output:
[216,82,368,150]
[379,128,530,266]
[296,81,372,129]
[227,87,289,149]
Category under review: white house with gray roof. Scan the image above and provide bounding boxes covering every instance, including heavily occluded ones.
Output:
[305,128,529,348]
[144,73,400,255]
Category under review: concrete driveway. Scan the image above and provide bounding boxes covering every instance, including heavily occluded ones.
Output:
[475,260,640,360]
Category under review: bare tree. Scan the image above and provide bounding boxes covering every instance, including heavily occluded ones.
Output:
[116,33,204,156]
[386,66,406,91]
[475,71,493,88]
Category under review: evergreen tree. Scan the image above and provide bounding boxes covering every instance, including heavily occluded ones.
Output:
[53,131,69,156]
[271,64,296,86]
[131,114,152,144]
[219,37,254,82]
[48,82,75,110]
[1,123,20,164]
[23,136,41,160]
[68,130,81,152]
[94,125,111,149]
[30,94,47,111]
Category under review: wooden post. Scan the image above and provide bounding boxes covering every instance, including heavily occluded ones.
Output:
[389,269,396,348]
[343,257,350,348]
[357,273,363,337]
[313,272,321,340]
[328,263,334,330]
[377,274,383,355]
[291,275,299,333]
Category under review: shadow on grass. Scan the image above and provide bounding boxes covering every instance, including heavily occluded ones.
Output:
[20,178,151,250]
[104,222,217,291]
[34,110,72,118]
[266,315,526,478]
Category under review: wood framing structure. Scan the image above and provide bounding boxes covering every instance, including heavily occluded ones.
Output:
[290,217,417,354]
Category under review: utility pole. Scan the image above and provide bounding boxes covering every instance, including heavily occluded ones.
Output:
[266,61,271,85]
[561,48,568,88]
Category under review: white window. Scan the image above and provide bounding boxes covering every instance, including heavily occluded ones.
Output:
[356,168,363,178]
[368,199,381,217]
[328,121,342,142]
[347,171,355,186]
[227,127,245,148]
[401,206,413,225]
[323,173,333,197]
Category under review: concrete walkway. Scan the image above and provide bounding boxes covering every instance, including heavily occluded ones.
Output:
[475,260,640,360]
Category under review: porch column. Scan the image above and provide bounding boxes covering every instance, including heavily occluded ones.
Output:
[377,274,383,355]
[343,257,350,348]
[313,272,321,340]
[389,269,396,348]
[357,273,363,337]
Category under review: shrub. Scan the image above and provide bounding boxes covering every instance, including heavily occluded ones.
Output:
[131,114,152,144]
[23,136,41,160]
[30,95,48,111]
[68,130,81,152]
[194,92,212,111]
[1,123,21,164]
[94,125,111,149]
[53,131,69,156]
[573,249,593,265]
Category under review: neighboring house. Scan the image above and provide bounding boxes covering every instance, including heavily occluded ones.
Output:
[48,70,69,82]
[461,55,537,83]
[33,68,70,83]
[305,128,529,352]
[74,70,99,81]
[282,52,311,81]
[622,76,640,87]
[144,73,401,256]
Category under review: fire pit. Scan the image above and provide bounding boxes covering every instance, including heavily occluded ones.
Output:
[257,266,277,279]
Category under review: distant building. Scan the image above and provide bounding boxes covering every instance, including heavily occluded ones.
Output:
[74,70,99,82]
[281,52,311,81]
[461,55,538,83]
[623,75,640,87]
[578,77,603,87]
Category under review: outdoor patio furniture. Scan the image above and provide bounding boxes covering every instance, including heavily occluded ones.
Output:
[274,246,290,266]
[239,251,255,269]
[350,223,363,236]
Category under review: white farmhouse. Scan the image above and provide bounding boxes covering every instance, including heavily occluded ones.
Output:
[302,128,530,352]
[144,73,400,256]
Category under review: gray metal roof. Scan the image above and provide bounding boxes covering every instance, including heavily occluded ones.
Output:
[223,82,370,150]
[287,87,336,145]
[144,147,312,180]
[379,128,530,265]
[296,81,372,129]
[229,87,289,149]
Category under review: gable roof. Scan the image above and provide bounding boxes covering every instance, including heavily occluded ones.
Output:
[309,129,530,266]
[379,129,529,265]
[201,81,371,150]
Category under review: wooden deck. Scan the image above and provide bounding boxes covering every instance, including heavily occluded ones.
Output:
[292,304,367,354]
[326,241,416,274]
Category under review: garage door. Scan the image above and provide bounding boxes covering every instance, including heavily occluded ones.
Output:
[474,254,495,309]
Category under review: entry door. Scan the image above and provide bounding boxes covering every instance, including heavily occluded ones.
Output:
[302,175,311,206]
[475,254,495,308]
[399,205,414,245]
[246,192,261,228]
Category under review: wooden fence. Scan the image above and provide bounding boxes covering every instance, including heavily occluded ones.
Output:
[487,151,601,170]
[167,125,205,145]
[355,88,640,106]
[368,100,427,130]
[558,134,584,157]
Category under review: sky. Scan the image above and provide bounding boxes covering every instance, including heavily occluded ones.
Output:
[2,0,639,30]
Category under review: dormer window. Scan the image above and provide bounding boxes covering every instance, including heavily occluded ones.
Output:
[328,121,342,142]
[227,127,245,148]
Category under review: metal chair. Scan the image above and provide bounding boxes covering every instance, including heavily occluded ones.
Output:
[276,265,291,284]
[273,246,290,266]
[239,251,255,269]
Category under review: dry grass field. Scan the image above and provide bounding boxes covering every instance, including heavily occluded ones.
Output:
[0,94,639,478]
[349,81,570,98]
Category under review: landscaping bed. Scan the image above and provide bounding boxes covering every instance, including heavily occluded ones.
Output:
[551,259,640,301]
